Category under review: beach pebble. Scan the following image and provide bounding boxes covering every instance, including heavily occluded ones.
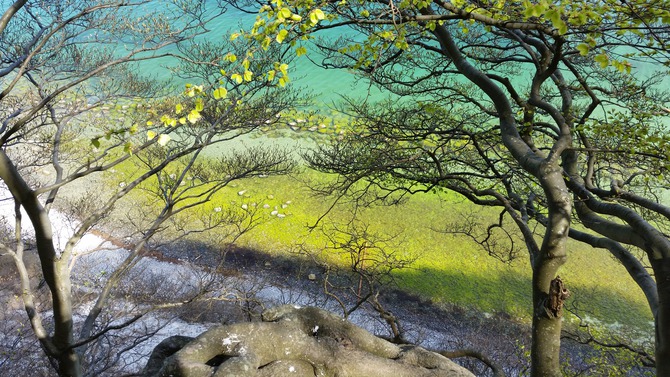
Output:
[263,204,271,209]
[238,190,246,196]
[270,210,278,216]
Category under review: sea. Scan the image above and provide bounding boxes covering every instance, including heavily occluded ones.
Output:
[133,1,385,106]
[4,2,667,115]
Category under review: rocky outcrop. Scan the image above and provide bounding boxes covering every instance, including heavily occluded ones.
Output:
[144,305,475,377]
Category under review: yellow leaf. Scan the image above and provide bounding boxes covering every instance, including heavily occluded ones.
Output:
[313,9,325,20]
[276,29,288,43]
[157,134,171,146]
[161,115,174,126]
[279,8,291,20]
[213,87,228,99]
[187,110,202,124]
[175,103,183,114]
[244,70,253,81]
[147,130,156,140]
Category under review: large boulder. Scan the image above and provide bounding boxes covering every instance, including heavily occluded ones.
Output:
[145,305,475,377]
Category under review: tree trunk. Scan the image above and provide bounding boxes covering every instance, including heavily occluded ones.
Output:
[531,275,565,377]
[0,151,80,376]
[530,167,571,377]
[651,258,670,376]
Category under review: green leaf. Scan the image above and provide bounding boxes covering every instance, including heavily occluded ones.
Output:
[310,9,325,23]
[576,44,589,56]
[594,53,609,68]
[213,87,228,99]
[279,7,292,20]
[91,138,100,148]
[556,20,568,35]
[276,29,288,43]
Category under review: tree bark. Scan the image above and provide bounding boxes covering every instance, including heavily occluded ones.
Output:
[530,167,571,377]
[0,150,80,376]
[651,258,670,376]
[420,5,570,375]
[147,305,475,377]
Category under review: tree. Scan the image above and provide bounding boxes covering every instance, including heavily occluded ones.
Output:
[0,1,301,375]
[297,220,416,342]
[232,0,670,375]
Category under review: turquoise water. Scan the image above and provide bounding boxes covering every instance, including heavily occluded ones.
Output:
[4,1,666,108]
[134,2,385,105]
